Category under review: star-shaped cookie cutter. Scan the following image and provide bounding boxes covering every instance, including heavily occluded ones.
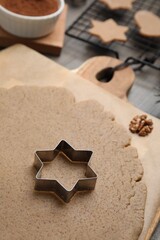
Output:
[34,140,97,203]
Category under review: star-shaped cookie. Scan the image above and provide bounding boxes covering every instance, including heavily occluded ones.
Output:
[88,19,128,44]
[99,0,134,10]
[135,10,160,37]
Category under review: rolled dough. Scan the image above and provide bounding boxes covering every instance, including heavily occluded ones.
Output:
[0,86,146,240]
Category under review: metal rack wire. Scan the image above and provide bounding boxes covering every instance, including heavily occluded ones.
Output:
[66,0,160,70]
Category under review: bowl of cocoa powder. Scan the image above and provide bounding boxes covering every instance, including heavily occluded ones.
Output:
[0,0,64,38]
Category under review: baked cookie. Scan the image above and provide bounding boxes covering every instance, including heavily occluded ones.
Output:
[99,0,134,10]
[135,10,160,37]
[88,19,128,43]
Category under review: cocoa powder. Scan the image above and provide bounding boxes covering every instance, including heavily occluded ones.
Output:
[0,0,59,16]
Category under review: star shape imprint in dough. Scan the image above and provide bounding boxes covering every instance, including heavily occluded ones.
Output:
[99,0,134,10]
[88,19,128,44]
[34,140,97,203]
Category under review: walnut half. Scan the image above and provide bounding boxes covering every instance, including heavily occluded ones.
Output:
[129,114,153,137]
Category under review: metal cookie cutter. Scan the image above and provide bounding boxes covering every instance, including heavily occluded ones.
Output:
[34,140,97,203]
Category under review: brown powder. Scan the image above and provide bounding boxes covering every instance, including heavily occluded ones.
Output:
[0,0,59,16]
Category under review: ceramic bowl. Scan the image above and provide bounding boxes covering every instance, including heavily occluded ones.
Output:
[0,0,64,38]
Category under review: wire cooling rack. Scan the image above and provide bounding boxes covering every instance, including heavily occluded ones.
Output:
[66,0,160,70]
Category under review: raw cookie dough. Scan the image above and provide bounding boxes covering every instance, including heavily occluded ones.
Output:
[88,19,128,43]
[0,86,146,240]
[99,0,134,10]
[134,10,160,37]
